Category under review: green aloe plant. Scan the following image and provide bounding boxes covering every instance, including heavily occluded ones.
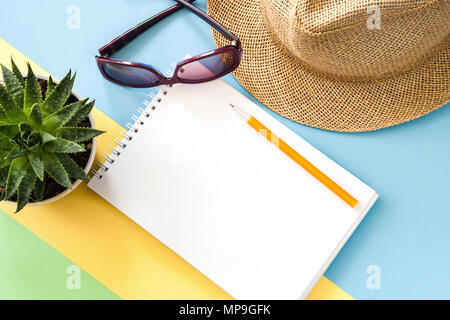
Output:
[0,59,104,212]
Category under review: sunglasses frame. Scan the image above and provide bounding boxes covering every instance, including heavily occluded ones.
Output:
[96,0,242,88]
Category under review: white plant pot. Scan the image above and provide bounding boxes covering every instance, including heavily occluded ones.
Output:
[1,74,97,207]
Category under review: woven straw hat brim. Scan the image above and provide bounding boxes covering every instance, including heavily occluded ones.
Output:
[207,0,450,132]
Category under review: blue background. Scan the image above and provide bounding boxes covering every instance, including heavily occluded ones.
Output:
[1,0,449,299]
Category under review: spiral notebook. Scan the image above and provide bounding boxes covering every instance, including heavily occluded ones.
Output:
[88,64,378,299]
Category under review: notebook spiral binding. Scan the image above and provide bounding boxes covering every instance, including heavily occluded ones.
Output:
[91,66,175,179]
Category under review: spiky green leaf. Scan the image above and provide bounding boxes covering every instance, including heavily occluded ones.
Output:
[39,131,56,144]
[0,125,19,137]
[41,70,74,115]
[58,127,104,142]
[1,63,24,109]
[23,63,42,115]
[0,165,8,201]
[46,76,55,97]
[0,134,13,151]
[3,156,28,200]
[0,124,18,137]
[28,103,42,127]
[34,177,44,201]
[24,137,42,153]
[6,145,27,160]
[0,151,11,169]
[27,151,44,181]
[0,109,8,124]
[0,61,19,124]
[56,153,88,181]
[10,59,24,87]
[42,152,71,189]
[66,100,95,127]
[0,166,9,186]
[43,137,85,153]
[42,98,86,132]
[18,122,32,133]
[0,83,25,123]
[16,165,37,212]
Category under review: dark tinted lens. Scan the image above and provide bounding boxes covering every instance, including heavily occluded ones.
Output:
[177,51,235,81]
[102,63,160,86]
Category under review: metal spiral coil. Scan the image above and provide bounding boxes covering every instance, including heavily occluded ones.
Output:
[90,84,171,179]
[95,160,108,172]
[91,169,103,179]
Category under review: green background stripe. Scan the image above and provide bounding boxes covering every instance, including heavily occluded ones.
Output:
[0,210,120,299]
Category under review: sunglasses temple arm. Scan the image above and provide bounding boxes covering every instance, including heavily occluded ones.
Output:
[174,0,240,45]
[98,0,197,57]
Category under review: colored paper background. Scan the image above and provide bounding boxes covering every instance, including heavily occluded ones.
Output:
[0,212,119,299]
[0,37,350,300]
[0,0,449,299]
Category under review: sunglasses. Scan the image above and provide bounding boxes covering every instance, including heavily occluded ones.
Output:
[96,0,242,88]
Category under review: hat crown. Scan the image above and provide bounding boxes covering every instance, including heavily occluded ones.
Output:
[261,0,450,80]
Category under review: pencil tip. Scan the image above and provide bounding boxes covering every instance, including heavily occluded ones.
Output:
[229,103,235,108]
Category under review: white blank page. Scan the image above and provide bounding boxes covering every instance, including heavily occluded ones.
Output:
[89,80,378,299]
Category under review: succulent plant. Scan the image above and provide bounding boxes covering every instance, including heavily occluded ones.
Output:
[0,59,104,212]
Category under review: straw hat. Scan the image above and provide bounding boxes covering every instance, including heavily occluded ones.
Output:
[207,0,450,132]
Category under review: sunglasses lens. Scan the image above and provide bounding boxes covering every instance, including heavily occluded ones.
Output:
[102,63,160,86]
[176,51,236,81]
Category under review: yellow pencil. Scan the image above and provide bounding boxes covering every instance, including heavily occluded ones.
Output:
[230,104,359,208]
